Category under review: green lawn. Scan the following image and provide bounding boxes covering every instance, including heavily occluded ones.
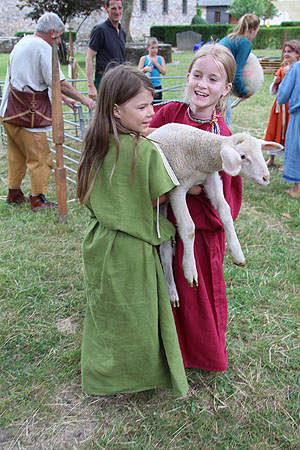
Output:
[1,48,299,449]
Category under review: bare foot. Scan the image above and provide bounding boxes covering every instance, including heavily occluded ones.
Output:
[266,157,275,167]
[285,189,300,198]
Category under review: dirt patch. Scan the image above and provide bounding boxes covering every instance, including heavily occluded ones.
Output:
[0,385,100,449]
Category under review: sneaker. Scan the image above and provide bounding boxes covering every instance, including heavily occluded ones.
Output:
[30,194,57,212]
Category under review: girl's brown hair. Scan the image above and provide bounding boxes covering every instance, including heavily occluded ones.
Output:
[282,39,300,64]
[184,43,236,117]
[228,14,260,40]
[77,65,154,204]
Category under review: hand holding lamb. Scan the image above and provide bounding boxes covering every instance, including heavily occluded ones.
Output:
[149,123,283,306]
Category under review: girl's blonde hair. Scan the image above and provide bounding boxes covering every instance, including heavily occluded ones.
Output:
[184,43,236,117]
[77,65,154,204]
[282,39,300,64]
[228,14,260,40]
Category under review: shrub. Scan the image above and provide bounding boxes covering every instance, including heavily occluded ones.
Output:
[151,24,232,46]
[252,27,300,49]
[151,25,300,49]
[281,21,300,27]
[191,16,207,25]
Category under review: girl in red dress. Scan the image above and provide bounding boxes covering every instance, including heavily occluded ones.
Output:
[265,40,300,168]
[150,43,242,371]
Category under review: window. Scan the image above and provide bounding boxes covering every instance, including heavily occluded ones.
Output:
[140,0,147,13]
[214,11,221,23]
[182,0,187,14]
[162,0,168,14]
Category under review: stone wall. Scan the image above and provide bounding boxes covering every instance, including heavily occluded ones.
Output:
[125,43,172,65]
[0,37,20,54]
[0,0,196,43]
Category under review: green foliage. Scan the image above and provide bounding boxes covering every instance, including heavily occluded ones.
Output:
[260,0,279,21]
[17,0,105,24]
[151,24,232,47]
[151,24,300,50]
[252,26,300,49]
[196,5,202,17]
[191,15,207,25]
[229,0,278,20]
[281,21,300,27]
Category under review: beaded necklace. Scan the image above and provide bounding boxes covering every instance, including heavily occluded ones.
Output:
[187,106,221,135]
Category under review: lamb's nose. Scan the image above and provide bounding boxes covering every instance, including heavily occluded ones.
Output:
[263,175,270,183]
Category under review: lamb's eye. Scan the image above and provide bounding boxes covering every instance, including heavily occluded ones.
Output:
[240,154,246,160]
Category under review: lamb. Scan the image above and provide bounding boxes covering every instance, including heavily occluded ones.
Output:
[231,53,264,108]
[149,123,283,306]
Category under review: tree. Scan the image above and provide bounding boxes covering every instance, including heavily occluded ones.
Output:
[260,0,279,25]
[17,0,106,25]
[228,0,278,23]
[121,0,133,42]
[17,0,106,63]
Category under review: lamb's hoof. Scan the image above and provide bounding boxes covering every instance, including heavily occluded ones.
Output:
[183,264,198,289]
[185,278,198,288]
[234,260,246,267]
[171,298,180,308]
[168,288,180,307]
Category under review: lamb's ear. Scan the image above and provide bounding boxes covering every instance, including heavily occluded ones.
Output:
[259,139,284,152]
[220,145,243,176]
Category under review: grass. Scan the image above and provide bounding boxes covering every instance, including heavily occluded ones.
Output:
[1,49,300,449]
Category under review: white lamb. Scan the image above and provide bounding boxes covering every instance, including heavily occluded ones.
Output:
[149,123,283,306]
[231,53,264,108]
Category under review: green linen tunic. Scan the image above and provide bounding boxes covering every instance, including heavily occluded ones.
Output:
[81,134,188,398]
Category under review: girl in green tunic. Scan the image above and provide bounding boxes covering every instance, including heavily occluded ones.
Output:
[77,65,188,397]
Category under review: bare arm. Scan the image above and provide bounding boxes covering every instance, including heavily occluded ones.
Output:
[61,94,77,111]
[138,56,153,75]
[86,48,98,100]
[188,185,203,195]
[149,55,166,75]
[152,185,203,207]
[60,80,95,111]
[152,193,169,208]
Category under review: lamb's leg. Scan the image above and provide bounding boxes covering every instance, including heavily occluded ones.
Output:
[204,173,246,266]
[160,239,180,307]
[159,204,180,307]
[169,187,198,287]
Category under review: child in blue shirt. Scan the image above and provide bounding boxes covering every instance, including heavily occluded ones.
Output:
[138,37,166,101]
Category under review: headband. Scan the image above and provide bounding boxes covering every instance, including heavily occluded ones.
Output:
[283,43,300,54]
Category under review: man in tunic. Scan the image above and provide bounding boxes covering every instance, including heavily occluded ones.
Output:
[0,12,95,211]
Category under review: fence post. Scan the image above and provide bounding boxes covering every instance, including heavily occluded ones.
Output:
[52,36,67,223]
[77,105,86,139]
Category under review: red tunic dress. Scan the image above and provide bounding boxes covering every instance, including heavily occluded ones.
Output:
[264,66,290,146]
[150,102,243,371]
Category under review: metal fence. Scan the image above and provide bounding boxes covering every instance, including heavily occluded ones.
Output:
[0,76,185,185]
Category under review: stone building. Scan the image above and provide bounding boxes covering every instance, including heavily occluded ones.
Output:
[0,0,197,43]
[196,0,235,24]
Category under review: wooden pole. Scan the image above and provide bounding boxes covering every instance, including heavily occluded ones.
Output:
[282,30,288,61]
[52,36,67,223]
[68,28,76,88]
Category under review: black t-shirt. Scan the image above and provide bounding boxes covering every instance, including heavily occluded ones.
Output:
[89,19,126,74]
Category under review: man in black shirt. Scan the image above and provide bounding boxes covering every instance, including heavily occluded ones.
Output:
[86,0,126,100]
